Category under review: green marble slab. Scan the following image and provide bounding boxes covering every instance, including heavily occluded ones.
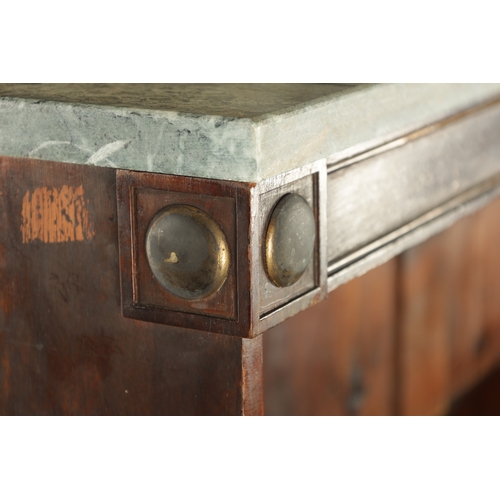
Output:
[1,83,499,182]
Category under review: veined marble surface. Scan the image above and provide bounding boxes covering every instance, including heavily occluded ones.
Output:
[1,83,500,182]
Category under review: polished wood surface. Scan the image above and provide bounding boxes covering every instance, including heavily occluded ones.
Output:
[265,197,500,416]
[0,156,263,415]
[264,261,397,416]
[399,197,500,415]
[2,156,500,415]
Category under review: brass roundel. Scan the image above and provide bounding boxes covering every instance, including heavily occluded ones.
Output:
[145,205,230,300]
[265,193,316,288]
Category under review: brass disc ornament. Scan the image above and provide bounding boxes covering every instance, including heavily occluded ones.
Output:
[265,193,316,287]
[146,205,230,300]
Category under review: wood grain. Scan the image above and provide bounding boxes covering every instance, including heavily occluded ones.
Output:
[0,156,263,415]
[397,197,500,415]
[397,229,454,415]
[4,156,500,415]
[327,100,500,266]
[264,260,397,416]
[264,197,500,416]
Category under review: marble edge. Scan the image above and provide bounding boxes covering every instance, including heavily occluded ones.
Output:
[2,84,500,183]
[0,96,260,182]
[0,94,254,122]
[249,83,373,124]
[253,83,500,181]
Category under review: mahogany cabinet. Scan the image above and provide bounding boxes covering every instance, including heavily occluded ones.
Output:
[265,197,500,415]
[1,84,500,415]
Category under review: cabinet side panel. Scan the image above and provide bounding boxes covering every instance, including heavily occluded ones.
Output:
[0,157,255,415]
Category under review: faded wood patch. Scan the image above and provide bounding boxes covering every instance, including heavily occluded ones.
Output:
[21,185,94,243]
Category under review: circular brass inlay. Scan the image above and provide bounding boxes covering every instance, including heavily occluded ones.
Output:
[265,193,316,288]
[145,205,230,300]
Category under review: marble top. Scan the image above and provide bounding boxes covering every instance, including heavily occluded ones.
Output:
[0,84,355,118]
[1,83,500,182]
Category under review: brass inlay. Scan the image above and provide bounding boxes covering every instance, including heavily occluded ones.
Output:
[265,193,316,288]
[146,205,230,300]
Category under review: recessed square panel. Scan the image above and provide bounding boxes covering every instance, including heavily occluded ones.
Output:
[134,187,237,318]
[258,174,319,316]
[117,170,253,337]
